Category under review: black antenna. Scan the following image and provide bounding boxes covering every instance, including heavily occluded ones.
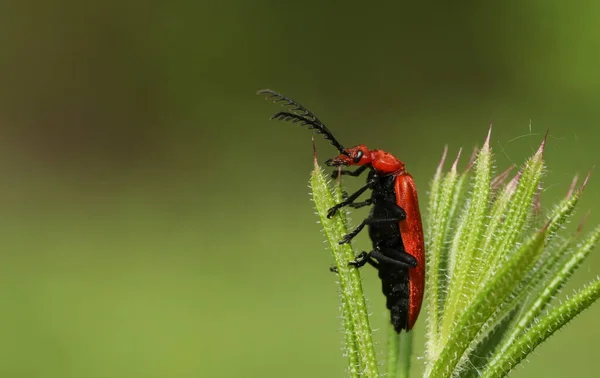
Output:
[257,89,347,154]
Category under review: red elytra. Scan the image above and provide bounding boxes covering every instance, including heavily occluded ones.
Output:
[259,90,425,332]
[395,174,425,329]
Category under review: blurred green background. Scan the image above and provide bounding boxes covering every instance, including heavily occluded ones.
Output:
[1,1,599,377]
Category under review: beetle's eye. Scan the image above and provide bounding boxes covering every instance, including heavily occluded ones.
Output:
[353,150,363,163]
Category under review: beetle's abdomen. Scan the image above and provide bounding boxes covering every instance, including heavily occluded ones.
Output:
[378,266,410,332]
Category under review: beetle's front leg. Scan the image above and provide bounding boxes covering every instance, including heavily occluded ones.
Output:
[331,164,370,179]
[327,179,376,218]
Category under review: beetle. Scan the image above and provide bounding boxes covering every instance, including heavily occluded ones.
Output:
[258,89,425,332]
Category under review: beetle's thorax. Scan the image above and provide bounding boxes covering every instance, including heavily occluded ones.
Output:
[369,149,405,175]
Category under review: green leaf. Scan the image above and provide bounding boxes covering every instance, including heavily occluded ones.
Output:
[438,128,493,351]
[425,148,462,357]
[310,154,379,377]
[482,277,600,378]
[463,174,591,370]
[490,224,600,364]
[427,223,549,377]
[480,135,546,293]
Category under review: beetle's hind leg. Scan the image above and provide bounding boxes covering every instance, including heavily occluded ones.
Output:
[370,248,417,268]
[329,247,417,273]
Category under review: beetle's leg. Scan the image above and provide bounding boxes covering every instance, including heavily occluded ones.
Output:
[350,249,416,269]
[370,248,417,268]
[329,251,373,273]
[329,248,417,273]
[348,199,373,209]
[339,204,406,244]
[338,220,368,244]
[327,180,375,218]
[331,164,370,179]
[341,192,372,208]
[339,217,403,245]
[349,251,377,268]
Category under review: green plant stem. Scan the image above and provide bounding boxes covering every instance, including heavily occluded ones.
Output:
[341,295,361,377]
[428,226,548,377]
[398,332,413,378]
[387,325,400,378]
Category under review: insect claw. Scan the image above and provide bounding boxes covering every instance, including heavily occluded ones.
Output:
[327,206,340,218]
[339,234,352,245]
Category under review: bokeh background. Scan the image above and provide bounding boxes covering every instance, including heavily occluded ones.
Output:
[1,1,599,377]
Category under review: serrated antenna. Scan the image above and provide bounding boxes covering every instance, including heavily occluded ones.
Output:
[257,89,347,155]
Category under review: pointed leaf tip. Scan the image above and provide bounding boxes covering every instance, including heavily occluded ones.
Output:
[483,123,492,151]
[451,147,463,173]
[566,175,579,199]
[580,169,593,193]
[577,210,592,234]
[541,218,552,233]
[437,145,449,175]
[506,169,523,194]
[465,146,479,172]
[492,164,516,190]
[566,169,592,198]
[312,136,318,166]
[535,129,549,157]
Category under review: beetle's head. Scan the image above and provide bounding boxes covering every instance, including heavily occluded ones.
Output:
[325,145,371,167]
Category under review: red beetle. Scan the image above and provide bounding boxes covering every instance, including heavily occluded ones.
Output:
[259,89,425,332]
